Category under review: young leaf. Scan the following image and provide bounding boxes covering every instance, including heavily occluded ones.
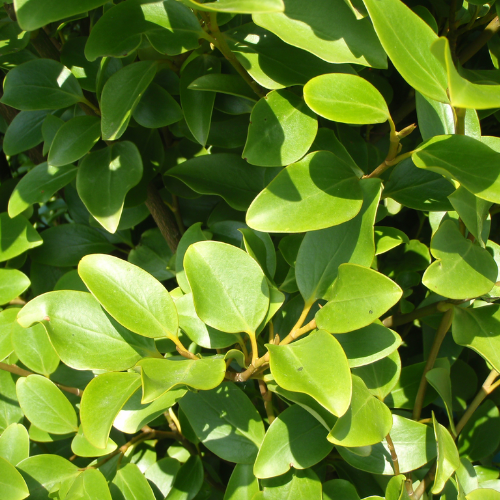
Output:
[268,330,352,417]
[432,413,460,494]
[71,426,117,458]
[316,264,403,334]
[0,213,42,263]
[254,404,333,478]
[16,375,78,435]
[137,357,226,403]
[412,135,500,204]
[253,0,386,68]
[80,372,141,449]
[304,74,389,124]
[0,456,29,500]
[243,89,317,167]
[296,178,381,304]
[8,163,78,218]
[184,241,270,335]
[328,375,392,447]
[362,0,449,103]
[0,423,29,466]
[17,291,159,371]
[48,116,101,167]
[0,269,30,305]
[422,220,497,299]
[79,254,178,340]
[179,382,265,464]
[246,151,363,233]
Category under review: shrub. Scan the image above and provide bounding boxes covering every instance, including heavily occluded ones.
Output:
[0,0,500,499]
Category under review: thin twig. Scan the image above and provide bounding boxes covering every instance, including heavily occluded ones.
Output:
[386,433,400,476]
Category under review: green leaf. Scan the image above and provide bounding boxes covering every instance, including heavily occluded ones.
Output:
[71,426,117,458]
[144,457,180,498]
[81,250,179,333]
[247,151,363,233]
[13,0,108,31]
[77,142,143,233]
[448,187,492,247]
[240,228,276,281]
[432,413,460,494]
[18,291,159,371]
[0,423,29,466]
[80,372,141,449]
[101,61,157,141]
[164,455,203,500]
[362,0,448,103]
[260,468,322,499]
[180,0,283,12]
[166,154,265,211]
[328,374,392,447]
[11,322,59,377]
[316,264,402,333]
[385,475,411,500]
[176,293,236,349]
[0,308,16,361]
[180,55,221,146]
[375,227,410,255]
[304,74,389,124]
[254,404,333,478]
[176,223,208,293]
[243,89,317,167]
[137,357,226,403]
[8,163,78,218]
[112,463,156,500]
[0,213,42,263]
[3,110,48,156]
[412,134,500,204]
[184,241,269,335]
[133,83,183,129]
[423,220,497,299]
[179,382,265,464]
[352,350,402,400]
[426,367,456,435]
[60,37,100,93]
[334,322,401,368]
[17,455,79,500]
[467,490,500,500]
[42,114,64,156]
[431,37,500,109]
[16,375,78,435]
[30,224,114,266]
[0,371,23,433]
[188,74,257,101]
[268,330,351,416]
[224,464,259,500]
[85,0,202,62]
[1,59,84,110]
[114,386,186,434]
[224,23,356,90]
[0,269,29,305]
[65,468,112,500]
[337,415,437,474]
[253,0,386,68]
[323,479,360,500]
[0,456,29,500]
[48,116,101,167]
[296,178,381,303]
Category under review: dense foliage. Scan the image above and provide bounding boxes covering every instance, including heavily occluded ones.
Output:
[1,0,500,499]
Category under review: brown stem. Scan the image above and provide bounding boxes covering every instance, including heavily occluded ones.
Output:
[145,182,181,253]
[386,433,400,476]
[413,463,437,500]
[412,307,454,421]
[258,379,275,424]
[459,16,500,64]
[0,362,82,397]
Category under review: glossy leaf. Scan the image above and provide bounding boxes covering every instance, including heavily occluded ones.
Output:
[79,254,178,340]
[224,464,259,500]
[16,375,78,435]
[296,178,381,303]
[268,330,351,416]
[247,151,363,233]
[0,423,29,466]
[0,269,29,305]
[112,463,156,500]
[432,414,460,494]
[65,468,112,500]
[260,468,322,499]
[363,0,448,102]
[17,291,159,371]
[253,0,386,68]
[254,404,333,478]
[374,227,410,255]
[48,116,101,167]
[184,241,269,335]
[71,426,117,458]
[179,382,265,464]
[138,357,226,403]
[0,456,29,500]
[316,264,403,333]
[423,220,497,299]
[0,213,42,262]
[80,372,141,449]
[243,89,317,167]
